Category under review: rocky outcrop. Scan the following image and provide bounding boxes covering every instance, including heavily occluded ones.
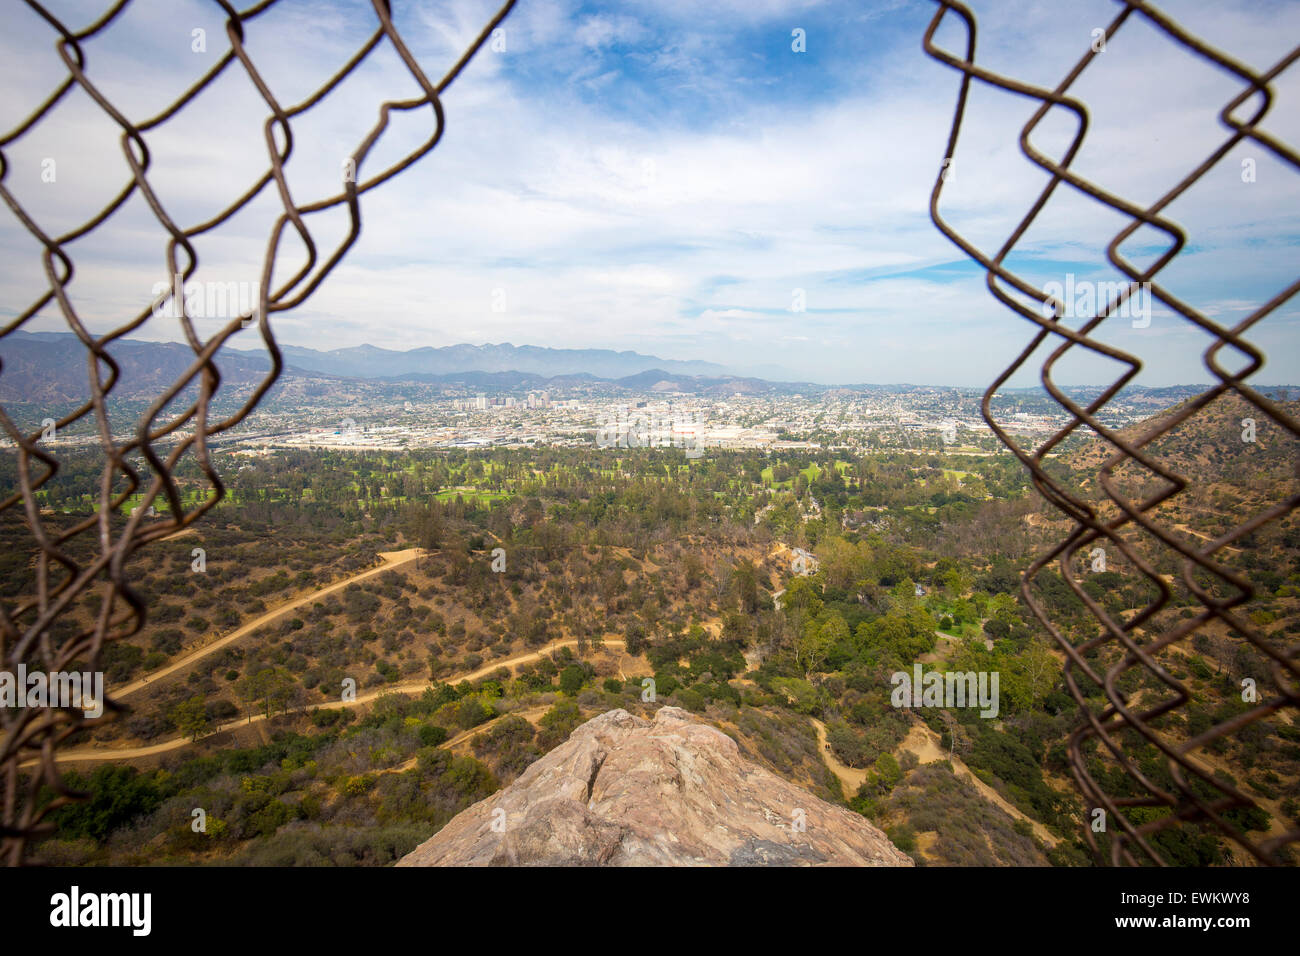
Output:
[397,707,913,867]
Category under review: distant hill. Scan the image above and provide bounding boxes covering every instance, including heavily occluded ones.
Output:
[390,367,792,394]
[0,330,271,404]
[4,331,1294,404]
[1062,391,1299,491]
[608,368,786,395]
[0,332,800,402]
[269,341,729,380]
[0,332,738,402]
[1036,389,1299,629]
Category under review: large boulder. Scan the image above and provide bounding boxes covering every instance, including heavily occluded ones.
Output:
[397,706,913,867]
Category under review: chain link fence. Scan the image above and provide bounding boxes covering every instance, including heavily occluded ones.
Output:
[3,0,1296,870]
[924,0,1299,865]
[0,0,517,865]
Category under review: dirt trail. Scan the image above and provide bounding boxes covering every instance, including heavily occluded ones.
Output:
[897,722,1059,847]
[443,705,552,755]
[810,718,870,795]
[55,541,1058,852]
[1172,522,1243,555]
[115,548,424,699]
[51,639,627,765]
[808,714,1058,848]
[371,705,554,779]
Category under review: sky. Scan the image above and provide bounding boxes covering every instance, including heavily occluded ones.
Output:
[1,0,1298,386]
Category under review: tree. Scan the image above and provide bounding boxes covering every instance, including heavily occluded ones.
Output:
[625,622,647,656]
[943,567,973,596]
[416,507,444,556]
[817,537,869,592]
[712,561,734,606]
[782,575,823,621]
[559,664,586,695]
[537,698,582,749]
[797,613,844,676]
[733,560,759,614]
[983,618,1011,640]
[682,552,703,590]
[170,697,211,741]
[236,667,298,720]
[938,709,970,758]
[1020,639,1058,707]
[50,766,162,842]
[873,752,903,791]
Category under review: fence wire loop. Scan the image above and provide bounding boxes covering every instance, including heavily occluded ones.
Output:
[925,0,1300,865]
[0,0,517,865]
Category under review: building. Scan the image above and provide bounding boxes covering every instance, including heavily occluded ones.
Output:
[791,548,819,576]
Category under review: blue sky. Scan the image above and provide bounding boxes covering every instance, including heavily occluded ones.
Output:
[1,0,1298,385]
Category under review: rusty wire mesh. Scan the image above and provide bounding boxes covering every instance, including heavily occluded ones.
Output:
[0,0,517,865]
[924,0,1300,865]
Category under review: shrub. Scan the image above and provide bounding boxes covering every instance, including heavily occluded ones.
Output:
[48,766,163,842]
[673,687,707,713]
[418,724,448,747]
[887,823,917,853]
[559,664,586,695]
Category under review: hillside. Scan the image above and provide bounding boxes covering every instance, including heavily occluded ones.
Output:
[1028,391,1300,863]
[271,342,729,380]
[10,392,1297,868]
[0,330,271,404]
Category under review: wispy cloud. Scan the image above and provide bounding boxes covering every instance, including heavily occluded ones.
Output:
[1,0,1297,386]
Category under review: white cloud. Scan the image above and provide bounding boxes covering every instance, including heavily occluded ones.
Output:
[2,0,1297,386]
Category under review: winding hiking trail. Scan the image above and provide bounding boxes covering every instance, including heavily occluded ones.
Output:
[901,722,1058,847]
[811,717,870,794]
[811,718,1057,848]
[115,548,425,699]
[52,639,628,765]
[371,705,554,779]
[49,539,1061,848]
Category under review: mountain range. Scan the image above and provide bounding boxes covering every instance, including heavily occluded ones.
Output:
[3,332,1295,406]
[0,332,750,403]
[270,341,730,380]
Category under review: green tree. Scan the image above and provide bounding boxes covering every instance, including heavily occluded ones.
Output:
[537,698,582,749]
[799,612,847,675]
[559,664,585,695]
[782,575,823,620]
[733,560,759,614]
[873,752,903,791]
[236,667,298,720]
[170,697,211,741]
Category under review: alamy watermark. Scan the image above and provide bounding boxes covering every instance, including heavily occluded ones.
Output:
[50,886,151,936]
[595,407,704,458]
[1041,275,1152,328]
[0,666,103,718]
[891,664,999,718]
[150,273,261,324]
